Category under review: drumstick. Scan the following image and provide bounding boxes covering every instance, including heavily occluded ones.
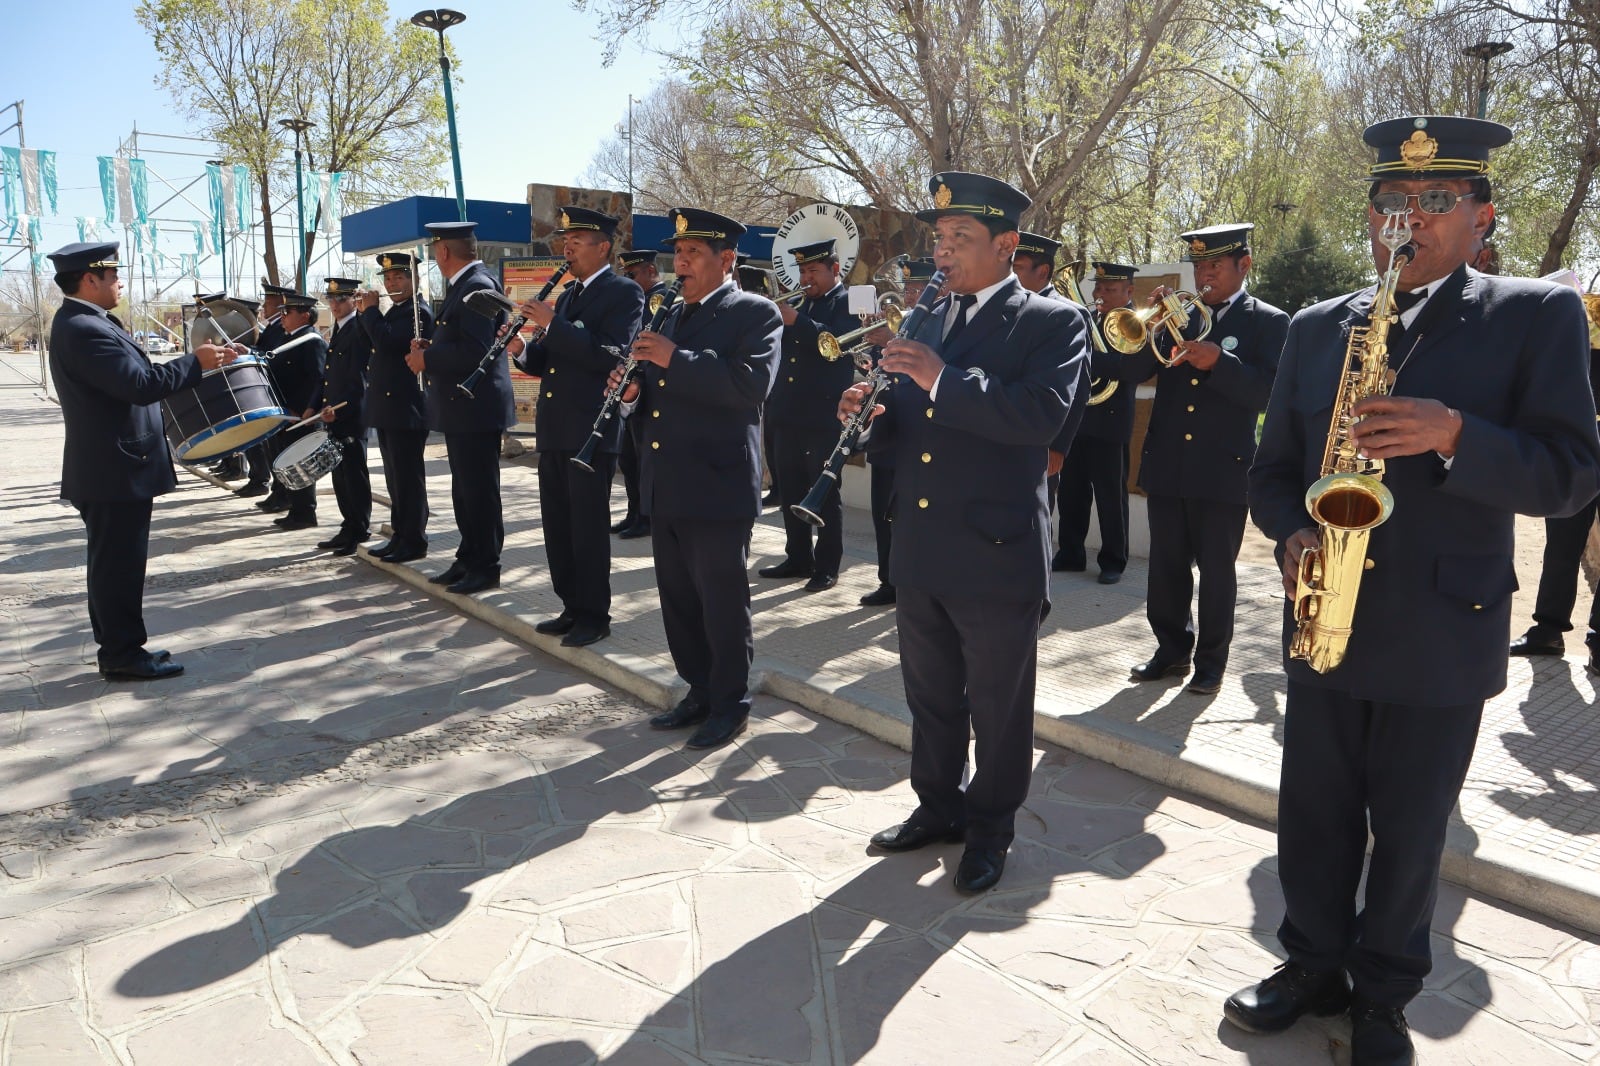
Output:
[284,401,347,433]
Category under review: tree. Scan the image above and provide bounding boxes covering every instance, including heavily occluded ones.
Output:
[137,0,452,287]
[1251,220,1368,314]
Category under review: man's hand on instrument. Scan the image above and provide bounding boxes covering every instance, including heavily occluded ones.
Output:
[1280,526,1320,598]
[518,297,556,331]
[496,321,527,359]
[1148,285,1174,303]
[606,365,640,404]
[1170,338,1222,370]
[838,381,884,425]
[406,338,430,374]
[192,343,234,371]
[630,330,675,368]
[1047,449,1065,477]
[357,290,380,312]
[1349,396,1464,460]
[878,338,945,392]
[320,405,337,424]
[864,324,895,347]
[776,300,798,327]
[301,408,316,422]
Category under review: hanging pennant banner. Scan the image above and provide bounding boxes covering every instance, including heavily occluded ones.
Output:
[13,149,55,215]
[97,156,116,224]
[130,158,149,224]
[0,147,19,222]
[318,172,343,236]
[232,164,250,234]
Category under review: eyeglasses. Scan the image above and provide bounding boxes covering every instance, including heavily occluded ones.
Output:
[1370,189,1477,215]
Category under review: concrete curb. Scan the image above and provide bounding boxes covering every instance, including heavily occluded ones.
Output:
[355,548,1600,938]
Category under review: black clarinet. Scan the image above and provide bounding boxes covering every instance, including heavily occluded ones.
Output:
[572,279,684,473]
[791,268,948,527]
[457,263,571,398]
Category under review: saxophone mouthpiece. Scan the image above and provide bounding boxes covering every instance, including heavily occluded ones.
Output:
[1394,242,1416,264]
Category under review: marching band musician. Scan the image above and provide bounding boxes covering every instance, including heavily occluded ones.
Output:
[607,207,781,750]
[615,248,667,540]
[250,282,298,510]
[308,278,372,556]
[48,241,239,681]
[860,256,940,608]
[839,173,1086,893]
[759,238,860,593]
[270,292,328,533]
[1053,261,1143,583]
[1233,116,1600,1065]
[359,252,434,564]
[507,206,645,648]
[407,220,510,596]
[1126,224,1288,695]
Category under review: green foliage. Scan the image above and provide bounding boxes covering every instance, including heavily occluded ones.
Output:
[1252,221,1370,315]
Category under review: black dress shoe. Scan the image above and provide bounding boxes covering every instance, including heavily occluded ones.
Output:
[1187,671,1223,695]
[317,535,350,550]
[368,540,397,557]
[274,513,317,531]
[1098,570,1123,585]
[1223,962,1352,1034]
[859,584,897,607]
[1349,1000,1414,1065]
[100,653,184,681]
[1509,633,1564,656]
[650,698,710,730]
[1051,553,1086,573]
[869,821,965,852]
[447,571,500,595]
[534,613,576,635]
[1588,647,1599,678]
[235,482,268,498]
[383,545,427,564]
[561,622,610,647]
[257,496,289,513]
[1130,656,1190,682]
[610,514,637,533]
[617,518,652,540]
[430,562,468,585]
[802,573,837,593]
[331,541,360,557]
[954,847,1007,893]
[757,559,810,580]
[685,714,748,750]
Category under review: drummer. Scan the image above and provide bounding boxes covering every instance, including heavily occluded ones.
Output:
[47,241,239,680]
[270,292,328,532]
[249,282,298,508]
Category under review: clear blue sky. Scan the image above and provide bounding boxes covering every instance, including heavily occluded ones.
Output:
[2,0,672,276]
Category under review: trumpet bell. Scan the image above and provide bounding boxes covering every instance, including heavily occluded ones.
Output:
[817,306,903,361]
[1101,307,1157,354]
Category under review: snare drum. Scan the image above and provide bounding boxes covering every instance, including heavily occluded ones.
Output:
[161,355,290,461]
[272,430,345,491]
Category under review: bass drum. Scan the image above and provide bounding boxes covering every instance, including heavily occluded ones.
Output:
[161,355,290,461]
[190,298,258,349]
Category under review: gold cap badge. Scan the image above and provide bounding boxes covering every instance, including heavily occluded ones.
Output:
[934,183,952,210]
[560,211,571,229]
[1094,265,1107,278]
[674,213,689,235]
[379,255,393,269]
[1190,238,1208,255]
[1399,130,1439,169]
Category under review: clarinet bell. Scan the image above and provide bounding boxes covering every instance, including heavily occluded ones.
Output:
[790,471,837,528]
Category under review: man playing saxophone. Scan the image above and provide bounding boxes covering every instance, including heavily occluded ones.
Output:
[1233,115,1600,1066]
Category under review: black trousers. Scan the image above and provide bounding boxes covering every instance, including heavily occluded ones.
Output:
[1276,681,1483,1007]
[1145,494,1246,674]
[539,448,616,627]
[1056,436,1129,574]
[1528,492,1600,646]
[773,425,843,575]
[897,585,1043,851]
[244,442,270,487]
[652,516,754,722]
[376,427,429,549]
[869,460,894,587]
[75,498,153,666]
[329,429,371,538]
[617,415,644,521]
[445,431,504,573]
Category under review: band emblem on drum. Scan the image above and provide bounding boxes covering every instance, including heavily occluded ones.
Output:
[934,183,953,210]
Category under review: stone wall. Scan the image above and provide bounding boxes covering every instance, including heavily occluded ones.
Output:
[526,184,632,253]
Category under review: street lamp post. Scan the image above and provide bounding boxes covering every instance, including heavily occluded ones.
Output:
[411,9,468,222]
[278,118,315,291]
[207,158,228,292]
[1463,41,1514,119]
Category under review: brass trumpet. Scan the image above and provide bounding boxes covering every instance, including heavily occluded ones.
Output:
[1054,262,1118,406]
[817,305,904,361]
[1103,285,1213,366]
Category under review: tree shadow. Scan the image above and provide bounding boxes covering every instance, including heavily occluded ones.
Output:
[1491,655,1600,837]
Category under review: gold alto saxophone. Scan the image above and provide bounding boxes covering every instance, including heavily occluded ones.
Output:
[1289,212,1415,673]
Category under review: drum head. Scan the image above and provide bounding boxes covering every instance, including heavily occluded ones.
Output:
[192,302,258,348]
[276,430,331,467]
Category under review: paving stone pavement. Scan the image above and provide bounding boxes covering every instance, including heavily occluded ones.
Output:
[2,386,1598,1064]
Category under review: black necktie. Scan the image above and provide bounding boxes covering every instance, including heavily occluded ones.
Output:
[944,294,977,345]
[678,302,700,331]
[1383,290,1425,354]
[565,281,585,320]
[1392,289,1425,315]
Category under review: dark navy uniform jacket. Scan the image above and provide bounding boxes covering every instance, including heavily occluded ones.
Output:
[1250,267,1600,706]
[310,313,372,431]
[517,266,645,454]
[50,300,203,502]
[1130,291,1289,504]
[872,277,1086,603]
[360,297,433,431]
[768,284,859,433]
[635,281,781,521]
[256,318,288,401]
[1076,305,1147,445]
[421,261,511,434]
[272,324,327,416]
[1038,286,1093,457]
